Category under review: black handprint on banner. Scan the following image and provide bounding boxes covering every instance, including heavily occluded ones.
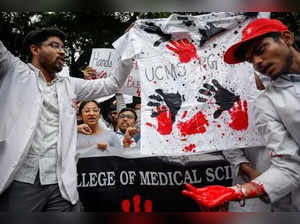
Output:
[140,22,172,47]
[198,23,226,47]
[146,89,183,135]
[148,89,183,123]
[197,79,240,119]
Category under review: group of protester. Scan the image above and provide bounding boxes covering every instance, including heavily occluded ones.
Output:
[76,86,141,151]
[1,16,300,212]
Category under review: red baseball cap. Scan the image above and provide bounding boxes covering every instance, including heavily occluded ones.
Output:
[224,18,288,64]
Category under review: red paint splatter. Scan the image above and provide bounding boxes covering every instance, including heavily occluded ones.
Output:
[121,195,152,213]
[228,100,248,131]
[177,111,209,137]
[136,88,141,97]
[181,111,188,119]
[166,39,200,63]
[146,122,154,128]
[144,200,152,212]
[133,194,141,212]
[222,133,225,136]
[183,144,196,152]
[217,124,221,128]
[270,151,283,158]
[121,200,130,212]
[147,106,173,135]
[181,138,187,141]
[128,139,134,145]
[238,137,242,141]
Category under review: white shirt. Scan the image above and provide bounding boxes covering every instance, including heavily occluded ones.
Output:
[14,65,61,185]
[253,74,300,211]
[0,40,132,204]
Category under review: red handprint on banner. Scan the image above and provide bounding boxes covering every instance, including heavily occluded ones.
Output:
[228,100,248,131]
[146,89,183,136]
[146,106,173,135]
[121,194,152,213]
[166,39,200,63]
[177,111,209,137]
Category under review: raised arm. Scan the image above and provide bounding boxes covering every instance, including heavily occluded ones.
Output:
[72,59,133,101]
[0,40,22,78]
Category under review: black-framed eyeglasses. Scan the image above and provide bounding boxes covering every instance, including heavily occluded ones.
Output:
[119,114,135,120]
[43,41,66,52]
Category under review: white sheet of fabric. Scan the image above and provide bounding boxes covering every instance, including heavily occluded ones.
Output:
[114,12,265,155]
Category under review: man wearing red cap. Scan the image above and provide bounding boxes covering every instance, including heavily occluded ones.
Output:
[182,18,300,211]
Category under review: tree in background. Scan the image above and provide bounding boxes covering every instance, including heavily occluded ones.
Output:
[1,12,299,78]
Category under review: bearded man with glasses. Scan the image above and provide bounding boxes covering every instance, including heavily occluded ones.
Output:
[0,27,133,211]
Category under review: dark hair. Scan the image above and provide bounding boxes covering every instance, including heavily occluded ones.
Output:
[235,32,281,62]
[132,96,141,108]
[79,100,100,115]
[23,27,66,59]
[99,96,116,124]
[119,108,137,121]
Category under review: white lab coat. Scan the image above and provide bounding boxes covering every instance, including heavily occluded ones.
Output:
[253,75,300,211]
[0,41,132,204]
[223,147,271,212]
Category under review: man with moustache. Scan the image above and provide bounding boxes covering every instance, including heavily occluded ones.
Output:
[182,18,300,211]
[116,108,140,148]
[0,27,132,211]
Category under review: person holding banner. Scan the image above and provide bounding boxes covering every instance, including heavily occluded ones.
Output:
[77,100,121,154]
[0,27,132,211]
[182,18,300,211]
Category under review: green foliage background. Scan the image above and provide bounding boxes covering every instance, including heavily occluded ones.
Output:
[0,12,298,78]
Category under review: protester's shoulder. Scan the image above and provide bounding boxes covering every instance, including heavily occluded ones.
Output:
[254,88,274,108]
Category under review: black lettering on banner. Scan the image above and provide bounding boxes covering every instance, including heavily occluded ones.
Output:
[207,53,217,70]
[177,62,187,77]
[144,63,187,82]
[91,51,113,68]
[199,53,218,72]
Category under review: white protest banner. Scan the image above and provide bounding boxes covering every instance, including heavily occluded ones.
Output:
[89,48,141,100]
[119,59,141,97]
[113,12,266,155]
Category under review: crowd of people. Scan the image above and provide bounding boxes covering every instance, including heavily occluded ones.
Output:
[1,16,300,212]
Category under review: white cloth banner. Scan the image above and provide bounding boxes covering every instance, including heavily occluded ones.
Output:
[113,12,266,155]
[89,48,141,99]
